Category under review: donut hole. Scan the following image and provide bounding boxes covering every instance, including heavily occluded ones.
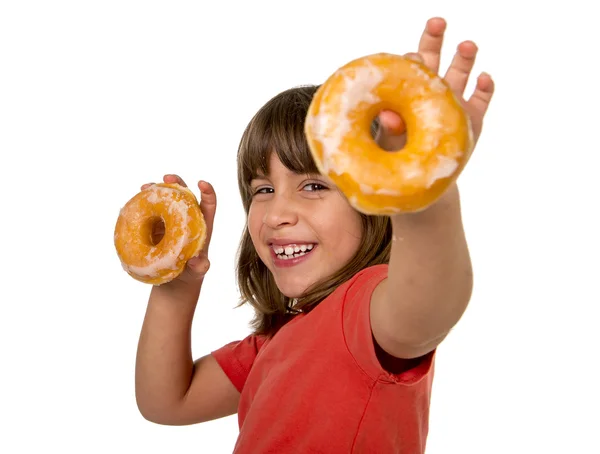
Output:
[370,109,408,152]
[143,216,166,246]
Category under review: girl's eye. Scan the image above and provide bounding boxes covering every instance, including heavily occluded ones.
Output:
[303,183,327,192]
[253,187,273,195]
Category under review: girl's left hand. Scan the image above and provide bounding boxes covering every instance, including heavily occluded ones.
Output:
[375,17,495,151]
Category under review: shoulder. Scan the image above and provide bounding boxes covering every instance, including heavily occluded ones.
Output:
[338,263,389,302]
[351,263,388,288]
[212,334,268,363]
[340,264,435,382]
[211,334,268,392]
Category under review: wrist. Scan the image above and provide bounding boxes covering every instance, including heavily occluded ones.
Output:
[391,183,461,225]
[149,277,202,307]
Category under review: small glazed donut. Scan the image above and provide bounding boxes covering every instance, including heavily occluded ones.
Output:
[305,53,474,214]
[114,183,207,285]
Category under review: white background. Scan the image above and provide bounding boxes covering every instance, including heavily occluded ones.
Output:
[1,1,598,453]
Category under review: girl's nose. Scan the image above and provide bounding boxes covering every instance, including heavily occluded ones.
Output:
[262,194,299,229]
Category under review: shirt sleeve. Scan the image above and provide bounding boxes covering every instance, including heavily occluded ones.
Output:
[342,264,436,384]
[211,334,267,393]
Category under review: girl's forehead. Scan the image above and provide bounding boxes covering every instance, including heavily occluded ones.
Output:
[244,144,322,187]
[253,151,294,176]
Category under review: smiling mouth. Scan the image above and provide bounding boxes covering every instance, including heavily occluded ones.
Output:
[272,243,315,260]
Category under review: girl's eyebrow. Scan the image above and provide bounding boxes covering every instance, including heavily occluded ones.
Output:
[249,176,269,187]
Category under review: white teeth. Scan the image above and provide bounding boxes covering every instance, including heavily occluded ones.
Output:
[273,243,315,259]
[281,251,306,260]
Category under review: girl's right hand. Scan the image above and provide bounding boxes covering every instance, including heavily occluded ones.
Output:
[140,174,217,288]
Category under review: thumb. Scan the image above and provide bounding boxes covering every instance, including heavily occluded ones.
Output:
[374,52,424,151]
[198,180,217,250]
[375,111,407,151]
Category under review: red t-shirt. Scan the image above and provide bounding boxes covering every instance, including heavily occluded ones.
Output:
[212,264,435,453]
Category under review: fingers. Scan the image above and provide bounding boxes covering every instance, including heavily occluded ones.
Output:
[198,180,217,245]
[198,180,217,210]
[163,174,188,187]
[417,17,446,74]
[188,183,215,276]
[141,174,188,191]
[444,40,478,96]
[468,72,494,114]
[416,18,479,97]
[404,52,423,64]
[185,181,217,279]
[413,17,492,145]
[466,72,495,139]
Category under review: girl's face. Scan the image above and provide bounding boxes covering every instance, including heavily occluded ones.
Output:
[248,153,363,298]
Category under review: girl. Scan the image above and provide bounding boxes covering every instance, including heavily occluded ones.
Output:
[134,17,494,453]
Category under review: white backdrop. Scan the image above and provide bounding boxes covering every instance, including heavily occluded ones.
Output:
[1,1,598,453]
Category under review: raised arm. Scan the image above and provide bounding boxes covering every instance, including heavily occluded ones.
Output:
[370,18,495,359]
[134,175,239,425]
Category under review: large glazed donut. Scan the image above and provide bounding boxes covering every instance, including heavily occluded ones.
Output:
[305,53,474,214]
[114,183,207,285]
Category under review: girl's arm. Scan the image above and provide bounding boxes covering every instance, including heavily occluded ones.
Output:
[369,18,494,359]
[134,176,238,425]
[135,283,240,425]
[370,184,473,359]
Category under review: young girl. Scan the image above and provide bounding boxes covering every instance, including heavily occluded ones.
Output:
[134,17,494,453]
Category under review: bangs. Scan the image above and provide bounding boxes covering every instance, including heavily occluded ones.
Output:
[237,85,321,206]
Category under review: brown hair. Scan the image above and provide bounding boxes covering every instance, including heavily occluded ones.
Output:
[235,85,391,337]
